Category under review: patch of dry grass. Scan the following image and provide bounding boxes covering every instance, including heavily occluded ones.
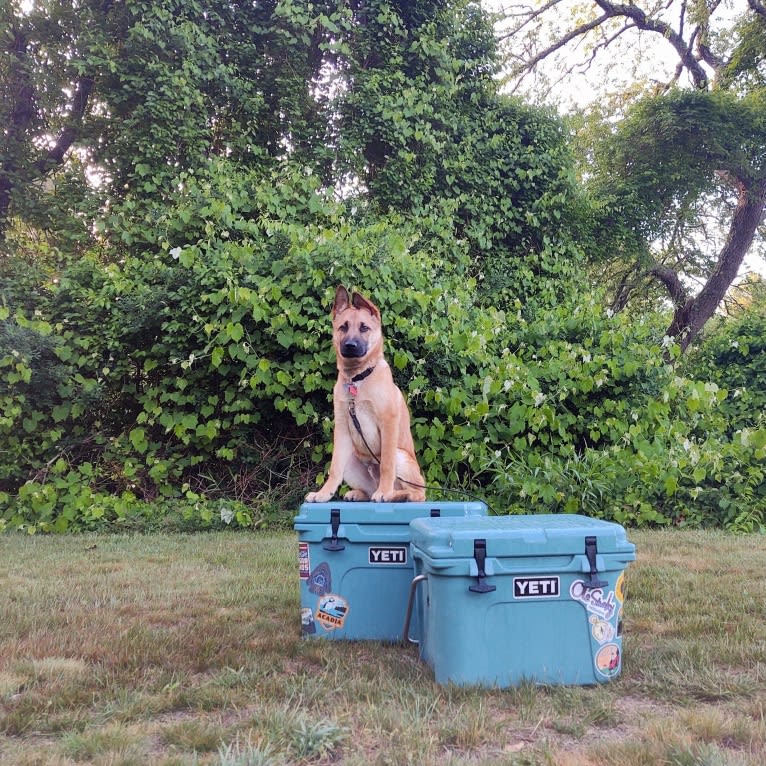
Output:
[0,529,764,765]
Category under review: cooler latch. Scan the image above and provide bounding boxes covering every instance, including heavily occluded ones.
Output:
[584,536,607,589]
[469,538,496,594]
[323,508,345,551]
[430,508,441,517]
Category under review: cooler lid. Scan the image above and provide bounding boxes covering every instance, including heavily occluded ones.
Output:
[409,514,635,559]
[294,500,487,527]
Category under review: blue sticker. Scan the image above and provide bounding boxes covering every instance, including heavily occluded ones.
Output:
[308,562,332,596]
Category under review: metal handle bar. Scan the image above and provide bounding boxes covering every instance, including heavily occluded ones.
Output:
[402,574,427,646]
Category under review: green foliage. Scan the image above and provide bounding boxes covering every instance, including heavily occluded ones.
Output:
[337,0,583,306]
[2,1,764,534]
[683,288,766,433]
[4,173,764,532]
[590,88,766,250]
[488,377,766,532]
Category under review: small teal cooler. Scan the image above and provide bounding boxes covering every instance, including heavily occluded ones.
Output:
[294,501,486,641]
[407,514,636,686]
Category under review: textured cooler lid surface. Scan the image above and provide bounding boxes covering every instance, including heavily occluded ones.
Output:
[294,501,487,526]
[409,514,635,558]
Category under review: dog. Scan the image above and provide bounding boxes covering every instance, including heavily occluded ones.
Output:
[305,286,426,503]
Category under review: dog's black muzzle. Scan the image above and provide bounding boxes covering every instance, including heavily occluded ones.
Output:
[340,339,367,358]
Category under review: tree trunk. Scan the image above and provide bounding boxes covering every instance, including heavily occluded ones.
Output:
[666,178,766,351]
[0,29,36,236]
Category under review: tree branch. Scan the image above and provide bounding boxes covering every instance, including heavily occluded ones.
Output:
[507,13,614,72]
[36,76,95,170]
[649,263,689,307]
[499,0,568,40]
[666,179,766,349]
[593,0,710,87]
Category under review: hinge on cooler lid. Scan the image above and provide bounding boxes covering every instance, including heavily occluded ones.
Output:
[323,508,345,551]
[469,538,496,593]
[583,536,607,589]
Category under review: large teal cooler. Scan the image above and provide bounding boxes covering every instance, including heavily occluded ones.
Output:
[407,514,636,686]
[294,501,487,641]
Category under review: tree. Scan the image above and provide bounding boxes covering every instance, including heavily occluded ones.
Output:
[0,0,343,246]
[334,0,585,308]
[498,0,766,350]
[1,0,591,523]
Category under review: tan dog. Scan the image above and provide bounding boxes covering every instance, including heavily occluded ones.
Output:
[305,286,426,503]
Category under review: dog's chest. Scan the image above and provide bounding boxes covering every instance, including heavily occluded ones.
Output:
[345,398,381,459]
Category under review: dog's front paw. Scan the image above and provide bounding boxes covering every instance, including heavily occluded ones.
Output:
[305,490,333,503]
[371,489,387,503]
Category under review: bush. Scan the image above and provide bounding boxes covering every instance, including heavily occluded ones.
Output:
[1,162,764,533]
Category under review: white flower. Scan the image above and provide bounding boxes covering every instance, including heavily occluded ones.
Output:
[170,247,182,259]
[534,392,545,407]
[220,506,234,525]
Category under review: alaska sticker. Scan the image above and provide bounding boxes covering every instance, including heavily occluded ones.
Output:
[308,562,332,596]
[315,594,349,631]
[595,643,621,678]
[299,543,310,580]
[300,607,316,635]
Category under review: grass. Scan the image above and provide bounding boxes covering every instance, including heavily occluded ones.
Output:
[0,529,764,765]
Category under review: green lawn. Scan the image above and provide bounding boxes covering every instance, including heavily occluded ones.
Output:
[0,529,764,765]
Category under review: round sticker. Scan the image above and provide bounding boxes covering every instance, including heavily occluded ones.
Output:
[595,643,621,678]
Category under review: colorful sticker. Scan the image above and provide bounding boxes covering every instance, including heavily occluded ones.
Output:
[315,593,349,631]
[308,562,332,596]
[300,607,316,635]
[299,543,310,580]
[595,643,621,678]
[615,571,626,603]
[589,615,615,644]
[570,580,617,620]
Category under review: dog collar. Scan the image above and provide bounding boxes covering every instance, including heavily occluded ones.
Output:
[344,366,375,397]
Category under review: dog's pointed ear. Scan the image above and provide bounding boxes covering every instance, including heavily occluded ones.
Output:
[332,286,351,318]
[351,291,380,319]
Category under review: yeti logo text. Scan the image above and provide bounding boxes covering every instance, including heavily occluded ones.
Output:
[368,546,408,565]
[513,576,560,599]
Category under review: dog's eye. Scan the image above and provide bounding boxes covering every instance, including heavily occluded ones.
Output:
[339,322,348,332]
[359,323,369,333]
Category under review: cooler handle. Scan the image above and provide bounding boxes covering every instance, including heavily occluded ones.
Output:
[583,536,607,589]
[469,538,496,594]
[402,574,427,646]
[322,508,345,552]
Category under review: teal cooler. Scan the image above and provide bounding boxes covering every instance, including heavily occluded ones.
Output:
[408,514,636,686]
[294,501,487,641]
